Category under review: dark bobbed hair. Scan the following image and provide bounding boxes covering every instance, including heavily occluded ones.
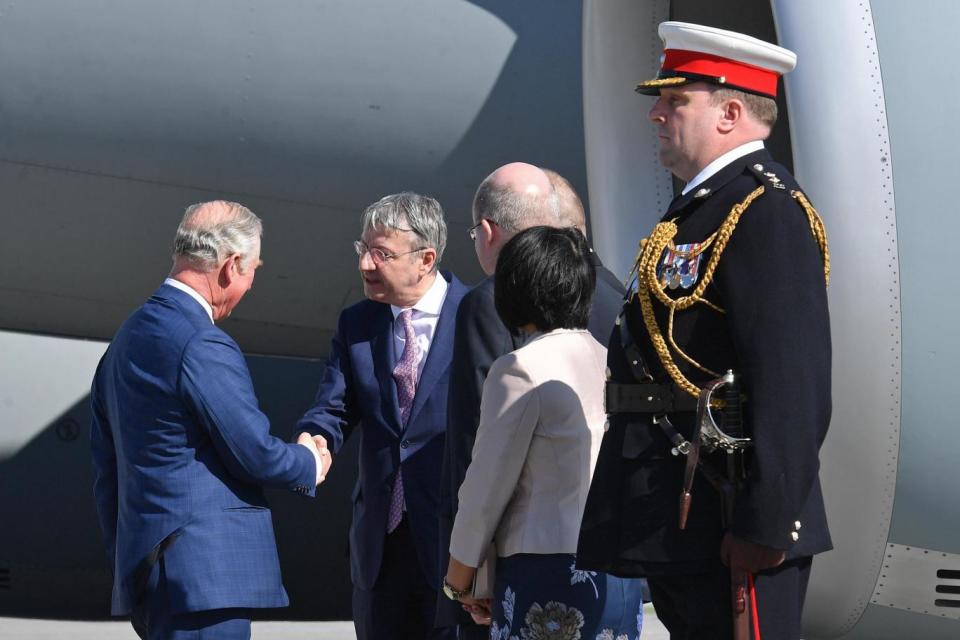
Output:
[494,226,596,332]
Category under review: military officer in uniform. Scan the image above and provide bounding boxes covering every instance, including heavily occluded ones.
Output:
[577,22,832,640]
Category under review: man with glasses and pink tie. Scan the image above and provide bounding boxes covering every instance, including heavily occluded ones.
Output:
[296,192,466,640]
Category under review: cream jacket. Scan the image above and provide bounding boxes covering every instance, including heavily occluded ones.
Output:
[449,329,607,565]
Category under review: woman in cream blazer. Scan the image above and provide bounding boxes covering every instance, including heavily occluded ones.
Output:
[445,227,644,640]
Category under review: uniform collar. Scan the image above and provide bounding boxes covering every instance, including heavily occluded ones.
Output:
[666,146,772,217]
[682,140,765,196]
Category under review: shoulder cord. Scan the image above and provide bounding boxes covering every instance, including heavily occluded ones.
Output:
[792,189,831,285]
[629,186,830,400]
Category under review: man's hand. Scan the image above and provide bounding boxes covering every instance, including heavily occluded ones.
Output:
[312,434,333,477]
[720,532,785,574]
[297,432,333,486]
[461,598,492,626]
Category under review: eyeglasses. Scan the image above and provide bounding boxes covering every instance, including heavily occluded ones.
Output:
[468,218,497,240]
[467,221,482,240]
[354,240,425,265]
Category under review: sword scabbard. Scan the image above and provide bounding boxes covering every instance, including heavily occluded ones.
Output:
[678,490,692,530]
[731,569,753,640]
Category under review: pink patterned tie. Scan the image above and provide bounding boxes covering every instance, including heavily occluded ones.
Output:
[387,309,419,533]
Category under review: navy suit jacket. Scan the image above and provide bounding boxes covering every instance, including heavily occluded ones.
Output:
[90,284,317,616]
[436,254,626,627]
[297,271,468,592]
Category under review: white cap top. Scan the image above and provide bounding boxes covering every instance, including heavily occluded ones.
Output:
[659,21,796,75]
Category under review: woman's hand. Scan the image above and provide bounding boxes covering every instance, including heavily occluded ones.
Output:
[445,556,478,597]
[446,556,491,624]
[461,598,492,626]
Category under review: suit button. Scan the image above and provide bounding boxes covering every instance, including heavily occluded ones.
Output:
[401,439,410,449]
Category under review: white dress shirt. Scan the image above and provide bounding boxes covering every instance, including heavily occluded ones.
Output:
[682,139,765,195]
[164,277,213,323]
[390,273,449,381]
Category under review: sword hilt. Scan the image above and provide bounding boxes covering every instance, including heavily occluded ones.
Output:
[698,370,752,455]
[721,374,744,438]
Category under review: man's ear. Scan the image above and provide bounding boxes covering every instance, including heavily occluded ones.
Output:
[419,247,438,273]
[480,218,497,244]
[218,254,240,287]
[717,97,743,133]
[481,219,499,248]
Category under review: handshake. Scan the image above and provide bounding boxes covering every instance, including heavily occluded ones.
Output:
[297,432,334,486]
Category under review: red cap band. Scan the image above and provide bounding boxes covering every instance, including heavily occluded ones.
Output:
[662,49,780,97]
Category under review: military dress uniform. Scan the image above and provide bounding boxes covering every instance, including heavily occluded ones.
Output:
[579,150,833,637]
[578,21,834,639]
[578,22,834,639]
[577,145,833,636]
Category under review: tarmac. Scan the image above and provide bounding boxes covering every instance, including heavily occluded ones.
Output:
[0,606,669,639]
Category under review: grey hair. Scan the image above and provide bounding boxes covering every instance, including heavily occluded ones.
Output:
[361,192,447,269]
[472,175,560,232]
[543,169,586,233]
[172,201,262,272]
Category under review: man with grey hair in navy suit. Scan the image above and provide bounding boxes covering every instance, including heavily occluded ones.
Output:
[297,192,466,640]
[91,200,331,640]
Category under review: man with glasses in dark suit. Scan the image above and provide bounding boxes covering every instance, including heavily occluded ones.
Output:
[298,192,467,640]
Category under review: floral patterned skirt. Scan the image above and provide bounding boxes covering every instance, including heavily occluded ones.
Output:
[488,553,644,640]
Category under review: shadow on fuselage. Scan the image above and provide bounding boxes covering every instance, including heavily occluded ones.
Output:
[0,0,596,622]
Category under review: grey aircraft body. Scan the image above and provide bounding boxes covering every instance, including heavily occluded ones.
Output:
[1,1,958,638]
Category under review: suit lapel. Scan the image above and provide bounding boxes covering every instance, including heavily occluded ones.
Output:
[370,305,403,435]
[405,276,461,429]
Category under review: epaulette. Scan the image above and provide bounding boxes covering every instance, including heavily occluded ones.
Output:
[747,161,788,191]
